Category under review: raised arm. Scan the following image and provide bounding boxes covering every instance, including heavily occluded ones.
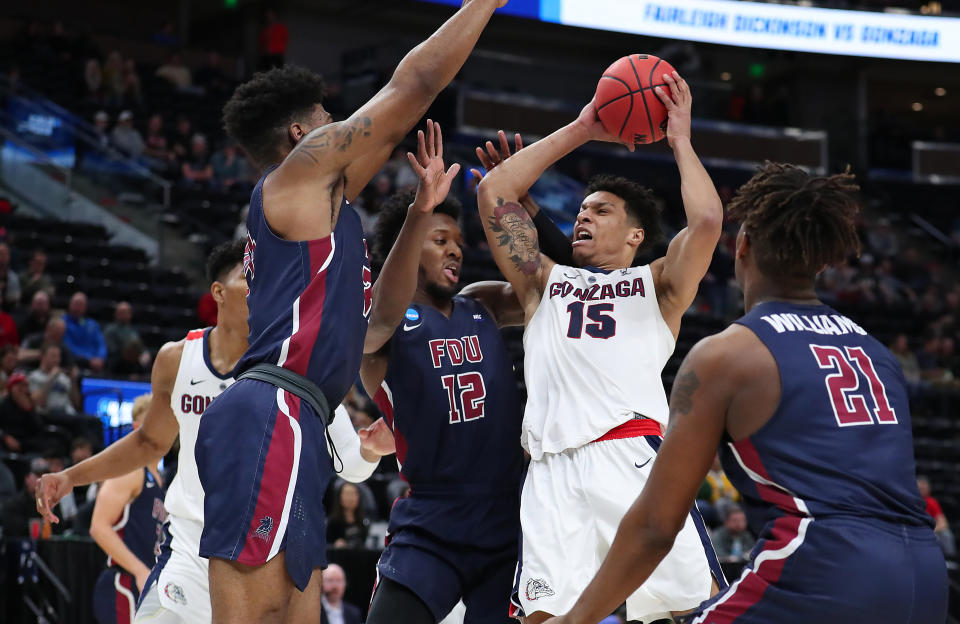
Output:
[267,0,504,240]
[471,131,574,266]
[364,121,460,354]
[36,342,181,524]
[650,73,723,335]
[545,334,736,624]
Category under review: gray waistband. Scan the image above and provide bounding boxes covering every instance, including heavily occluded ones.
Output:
[237,363,334,427]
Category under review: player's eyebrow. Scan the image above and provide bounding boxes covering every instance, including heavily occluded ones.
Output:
[581,201,614,210]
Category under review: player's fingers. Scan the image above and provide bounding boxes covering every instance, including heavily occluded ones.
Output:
[654,86,675,110]
[407,152,426,176]
[475,146,493,170]
[469,168,483,181]
[445,163,461,180]
[498,130,511,158]
[515,133,523,152]
[435,121,444,159]
[663,73,681,104]
[417,130,428,164]
[485,141,500,165]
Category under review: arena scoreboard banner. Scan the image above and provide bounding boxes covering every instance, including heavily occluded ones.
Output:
[421,0,960,63]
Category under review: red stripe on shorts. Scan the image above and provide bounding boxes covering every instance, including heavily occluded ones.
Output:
[592,418,662,443]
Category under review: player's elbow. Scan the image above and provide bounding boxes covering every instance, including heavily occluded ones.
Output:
[88,521,109,544]
[691,201,723,237]
[136,429,170,464]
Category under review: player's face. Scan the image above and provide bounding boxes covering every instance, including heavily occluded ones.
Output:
[214,263,250,330]
[419,214,463,301]
[572,191,642,267]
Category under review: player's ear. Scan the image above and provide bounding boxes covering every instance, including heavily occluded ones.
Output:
[735,230,750,259]
[627,226,645,250]
[288,121,306,146]
[210,280,225,305]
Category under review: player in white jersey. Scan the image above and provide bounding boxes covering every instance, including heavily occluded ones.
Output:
[37,241,394,623]
[477,72,725,623]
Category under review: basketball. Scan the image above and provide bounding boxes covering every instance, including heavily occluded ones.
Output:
[595,54,676,146]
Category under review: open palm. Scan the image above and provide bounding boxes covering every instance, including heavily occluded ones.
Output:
[407,119,461,212]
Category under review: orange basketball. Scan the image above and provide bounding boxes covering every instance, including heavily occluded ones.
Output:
[595,54,676,146]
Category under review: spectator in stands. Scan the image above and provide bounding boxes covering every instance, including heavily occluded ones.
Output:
[0,304,19,348]
[211,138,252,189]
[890,334,922,387]
[92,110,111,148]
[62,292,106,372]
[711,504,756,563]
[917,334,948,385]
[84,58,104,103]
[111,110,146,157]
[21,317,74,368]
[0,373,45,452]
[320,564,363,624]
[259,9,289,69]
[0,344,19,396]
[942,337,960,384]
[867,217,899,258]
[195,51,231,95]
[112,338,150,378]
[120,58,143,105]
[16,291,50,339]
[102,50,126,105]
[705,453,740,521]
[180,134,214,187]
[326,482,369,549]
[0,457,48,537]
[71,437,94,465]
[0,242,22,307]
[152,20,179,47]
[169,115,193,162]
[143,114,175,169]
[234,204,249,241]
[19,249,54,302]
[155,51,193,91]
[102,301,140,359]
[28,343,79,417]
[918,476,956,558]
[876,258,916,305]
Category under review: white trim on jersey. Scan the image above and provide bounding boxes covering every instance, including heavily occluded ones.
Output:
[318,232,336,274]
[379,380,393,409]
[114,571,137,624]
[726,442,810,515]
[268,386,303,562]
[691,517,811,624]
[111,501,131,531]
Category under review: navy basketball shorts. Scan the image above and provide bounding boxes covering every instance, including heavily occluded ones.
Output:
[376,529,518,624]
[93,568,139,624]
[195,378,334,590]
[683,517,948,624]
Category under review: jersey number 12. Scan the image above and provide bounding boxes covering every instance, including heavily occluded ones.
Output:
[810,345,898,427]
[440,372,486,424]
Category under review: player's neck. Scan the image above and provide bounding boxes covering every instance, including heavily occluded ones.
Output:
[207,321,248,373]
[744,275,821,312]
[413,288,454,318]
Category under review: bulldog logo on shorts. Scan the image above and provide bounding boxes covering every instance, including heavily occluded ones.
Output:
[525,579,555,601]
[164,582,187,605]
[255,516,274,541]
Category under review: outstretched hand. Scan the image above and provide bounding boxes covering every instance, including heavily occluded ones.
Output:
[469,130,524,182]
[576,98,635,152]
[407,119,461,213]
[653,71,692,148]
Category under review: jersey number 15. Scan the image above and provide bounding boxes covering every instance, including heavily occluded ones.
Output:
[810,344,898,427]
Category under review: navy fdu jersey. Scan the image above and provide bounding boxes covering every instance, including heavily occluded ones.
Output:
[725,301,930,534]
[237,167,372,405]
[108,469,166,571]
[373,296,524,547]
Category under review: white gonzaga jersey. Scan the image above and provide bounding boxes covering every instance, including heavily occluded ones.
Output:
[165,328,235,553]
[522,264,675,460]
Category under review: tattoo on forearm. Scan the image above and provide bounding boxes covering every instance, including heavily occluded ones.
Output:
[669,368,699,417]
[488,198,541,276]
[292,117,373,164]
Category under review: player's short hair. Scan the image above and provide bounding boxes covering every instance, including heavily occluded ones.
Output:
[206,240,246,284]
[132,394,152,424]
[222,65,326,168]
[585,175,663,253]
[371,190,463,272]
[728,162,860,279]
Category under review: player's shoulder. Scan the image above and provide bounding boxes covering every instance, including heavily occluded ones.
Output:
[153,336,190,388]
[686,324,771,381]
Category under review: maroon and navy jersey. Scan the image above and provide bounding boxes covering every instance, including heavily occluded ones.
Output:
[373,296,524,548]
[107,469,167,572]
[237,167,372,405]
[726,302,930,534]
